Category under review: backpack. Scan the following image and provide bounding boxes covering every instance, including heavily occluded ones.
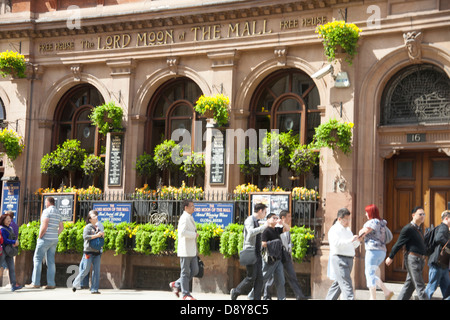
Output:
[424,225,438,256]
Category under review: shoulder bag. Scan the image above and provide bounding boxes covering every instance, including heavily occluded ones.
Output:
[239,246,257,266]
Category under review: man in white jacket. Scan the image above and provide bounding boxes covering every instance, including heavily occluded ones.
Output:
[325,208,360,300]
[170,199,199,300]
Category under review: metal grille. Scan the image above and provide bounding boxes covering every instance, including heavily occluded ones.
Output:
[381,64,450,125]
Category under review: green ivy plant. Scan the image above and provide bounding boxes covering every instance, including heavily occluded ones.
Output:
[312,119,354,155]
[18,221,40,252]
[89,102,123,135]
[290,226,315,262]
[219,223,244,258]
[261,130,299,170]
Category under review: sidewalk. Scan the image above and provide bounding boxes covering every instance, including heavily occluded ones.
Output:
[0,282,444,300]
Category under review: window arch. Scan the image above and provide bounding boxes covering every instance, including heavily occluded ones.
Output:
[381,64,450,125]
[54,83,105,153]
[53,83,105,188]
[250,68,320,145]
[145,77,204,186]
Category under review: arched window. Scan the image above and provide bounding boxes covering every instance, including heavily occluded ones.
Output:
[249,68,320,189]
[250,68,320,144]
[146,77,204,186]
[381,64,450,125]
[53,84,105,187]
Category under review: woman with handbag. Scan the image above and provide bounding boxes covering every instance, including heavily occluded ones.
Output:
[71,210,104,294]
[358,204,393,300]
[0,212,22,291]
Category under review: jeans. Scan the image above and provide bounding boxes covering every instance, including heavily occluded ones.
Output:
[425,264,450,299]
[398,254,429,300]
[262,259,286,300]
[365,250,386,288]
[72,253,102,292]
[175,256,199,296]
[32,238,59,287]
[0,253,17,287]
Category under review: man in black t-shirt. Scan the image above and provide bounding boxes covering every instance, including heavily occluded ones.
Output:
[261,213,289,300]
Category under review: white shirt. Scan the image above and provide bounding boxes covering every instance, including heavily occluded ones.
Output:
[328,221,359,257]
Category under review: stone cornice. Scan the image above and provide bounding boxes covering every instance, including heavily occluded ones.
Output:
[0,0,356,40]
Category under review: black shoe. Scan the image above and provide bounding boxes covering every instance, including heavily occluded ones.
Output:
[230,288,238,300]
[72,287,76,292]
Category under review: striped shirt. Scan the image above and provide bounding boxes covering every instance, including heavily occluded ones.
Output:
[41,205,62,241]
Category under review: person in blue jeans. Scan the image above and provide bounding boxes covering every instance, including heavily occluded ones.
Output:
[29,197,63,289]
[425,210,450,299]
[0,212,22,291]
[72,210,104,294]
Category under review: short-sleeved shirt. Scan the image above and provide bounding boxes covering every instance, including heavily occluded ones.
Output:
[363,218,387,251]
[41,205,62,241]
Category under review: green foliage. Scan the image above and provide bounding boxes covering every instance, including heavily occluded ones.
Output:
[135,152,156,180]
[239,148,261,178]
[57,139,87,172]
[181,152,205,178]
[18,221,40,252]
[89,101,123,135]
[82,154,105,178]
[153,140,182,173]
[0,128,25,161]
[0,50,26,78]
[196,223,223,256]
[289,144,319,176]
[312,119,354,155]
[290,226,315,262]
[40,152,63,178]
[219,223,244,258]
[261,130,299,169]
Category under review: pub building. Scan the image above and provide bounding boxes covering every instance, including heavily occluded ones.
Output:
[0,0,449,298]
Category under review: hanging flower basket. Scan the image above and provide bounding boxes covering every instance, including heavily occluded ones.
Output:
[312,119,354,155]
[316,20,362,65]
[194,94,230,127]
[0,51,26,78]
[89,102,124,135]
[0,128,25,161]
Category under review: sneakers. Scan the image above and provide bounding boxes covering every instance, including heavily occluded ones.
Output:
[230,288,238,300]
[11,285,23,292]
[183,294,196,300]
[169,281,180,298]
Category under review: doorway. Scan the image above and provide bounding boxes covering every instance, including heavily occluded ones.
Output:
[384,150,450,282]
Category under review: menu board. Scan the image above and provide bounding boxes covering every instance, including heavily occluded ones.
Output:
[248,192,291,217]
[42,193,77,222]
[209,130,225,184]
[108,133,124,186]
[193,202,234,228]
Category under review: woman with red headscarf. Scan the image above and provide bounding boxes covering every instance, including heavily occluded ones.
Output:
[358,204,394,300]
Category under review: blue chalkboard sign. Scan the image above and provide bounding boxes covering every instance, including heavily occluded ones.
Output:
[1,181,20,224]
[193,202,234,228]
[92,202,132,224]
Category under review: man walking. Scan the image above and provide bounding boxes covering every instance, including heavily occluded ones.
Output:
[326,208,360,300]
[230,203,268,300]
[385,206,429,300]
[425,210,450,299]
[169,199,199,300]
[29,197,64,289]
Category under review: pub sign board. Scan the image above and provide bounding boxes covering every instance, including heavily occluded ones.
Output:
[108,133,124,186]
[92,202,132,224]
[193,202,234,228]
[41,193,77,223]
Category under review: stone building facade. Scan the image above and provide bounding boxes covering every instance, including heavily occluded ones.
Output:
[0,0,449,297]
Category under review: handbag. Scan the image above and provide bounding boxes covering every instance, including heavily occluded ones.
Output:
[195,256,204,278]
[239,246,257,266]
[384,225,393,244]
[438,240,450,268]
[5,244,18,257]
[89,236,104,251]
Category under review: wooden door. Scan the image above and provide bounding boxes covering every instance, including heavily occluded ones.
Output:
[385,151,450,282]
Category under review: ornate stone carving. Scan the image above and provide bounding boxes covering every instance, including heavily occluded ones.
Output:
[274,47,287,66]
[70,64,82,81]
[403,31,423,63]
[166,57,179,74]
